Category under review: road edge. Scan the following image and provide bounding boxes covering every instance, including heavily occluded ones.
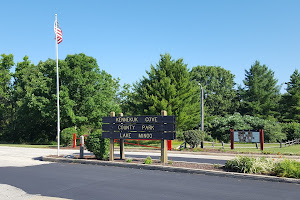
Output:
[42,156,299,184]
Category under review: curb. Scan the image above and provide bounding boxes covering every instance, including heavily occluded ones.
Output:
[42,156,299,184]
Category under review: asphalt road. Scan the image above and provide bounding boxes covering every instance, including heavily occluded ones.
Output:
[0,146,299,199]
[0,162,299,200]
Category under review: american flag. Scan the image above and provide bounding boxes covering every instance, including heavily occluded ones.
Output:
[54,20,63,44]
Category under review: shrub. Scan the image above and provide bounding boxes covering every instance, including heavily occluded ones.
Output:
[143,156,152,164]
[208,113,286,142]
[225,156,275,174]
[78,126,91,136]
[274,159,300,178]
[176,130,184,141]
[204,133,214,142]
[208,113,254,142]
[281,122,300,141]
[85,129,110,160]
[61,127,77,147]
[184,130,205,148]
[263,121,285,142]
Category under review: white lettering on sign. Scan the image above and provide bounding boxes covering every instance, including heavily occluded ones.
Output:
[141,125,155,131]
[119,133,132,139]
[117,124,136,131]
[145,117,158,123]
[138,133,153,139]
[116,117,138,123]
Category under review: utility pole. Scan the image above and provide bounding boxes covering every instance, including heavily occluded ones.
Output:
[198,83,204,132]
[198,83,204,148]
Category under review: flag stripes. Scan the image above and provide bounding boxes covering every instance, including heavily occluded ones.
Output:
[54,21,63,44]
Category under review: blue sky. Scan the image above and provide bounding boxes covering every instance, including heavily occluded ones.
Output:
[1,0,299,93]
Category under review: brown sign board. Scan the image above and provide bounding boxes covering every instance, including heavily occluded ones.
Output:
[102,123,175,132]
[102,132,176,140]
[102,116,175,124]
[102,115,176,140]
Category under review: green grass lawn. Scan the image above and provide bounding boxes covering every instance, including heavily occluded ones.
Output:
[1,140,299,156]
[200,142,300,155]
[112,140,300,155]
[231,145,300,155]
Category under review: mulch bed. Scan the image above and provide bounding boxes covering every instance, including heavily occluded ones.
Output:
[49,155,226,172]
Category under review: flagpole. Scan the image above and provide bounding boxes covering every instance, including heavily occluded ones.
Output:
[55,14,60,156]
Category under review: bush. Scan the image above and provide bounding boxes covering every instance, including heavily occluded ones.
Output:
[85,129,110,160]
[281,122,300,141]
[78,126,91,136]
[61,127,77,147]
[176,130,184,141]
[208,113,255,142]
[204,133,214,142]
[225,156,275,174]
[208,113,286,142]
[144,156,152,164]
[274,159,300,178]
[184,130,205,148]
[263,121,285,142]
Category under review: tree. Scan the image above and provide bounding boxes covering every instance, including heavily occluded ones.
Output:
[128,54,201,130]
[11,56,57,142]
[0,54,14,139]
[190,65,239,117]
[10,53,120,143]
[240,61,280,119]
[60,53,120,128]
[116,83,135,115]
[280,69,300,122]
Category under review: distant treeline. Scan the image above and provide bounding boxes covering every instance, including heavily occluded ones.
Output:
[0,53,299,143]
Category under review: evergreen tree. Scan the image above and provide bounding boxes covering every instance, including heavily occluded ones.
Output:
[240,61,280,119]
[130,54,201,130]
[190,65,239,117]
[280,69,300,122]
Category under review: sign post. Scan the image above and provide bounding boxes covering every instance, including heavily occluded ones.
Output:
[119,113,125,159]
[80,135,84,159]
[260,129,264,151]
[109,112,115,161]
[230,129,234,150]
[161,110,168,164]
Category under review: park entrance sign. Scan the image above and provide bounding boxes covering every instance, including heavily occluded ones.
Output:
[102,111,176,163]
[102,116,176,140]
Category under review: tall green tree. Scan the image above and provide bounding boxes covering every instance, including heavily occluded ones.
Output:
[0,54,14,139]
[240,61,280,119]
[280,69,300,122]
[116,83,135,115]
[11,54,120,143]
[129,54,201,130]
[60,53,120,128]
[12,56,56,142]
[190,65,239,117]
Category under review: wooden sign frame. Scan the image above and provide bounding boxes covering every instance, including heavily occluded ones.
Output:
[102,111,176,163]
